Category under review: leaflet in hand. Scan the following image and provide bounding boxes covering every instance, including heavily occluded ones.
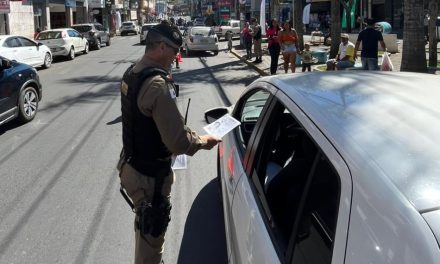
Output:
[203,114,241,138]
[172,154,187,170]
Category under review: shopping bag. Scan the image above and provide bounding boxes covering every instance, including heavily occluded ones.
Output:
[380,52,393,71]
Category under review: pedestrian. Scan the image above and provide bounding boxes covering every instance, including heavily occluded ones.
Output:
[301,43,313,72]
[34,27,41,39]
[251,17,262,63]
[266,18,281,75]
[117,22,221,264]
[279,21,299,73]
[354,18,386,70]
[326,33,355,70]
[241,22,253,60]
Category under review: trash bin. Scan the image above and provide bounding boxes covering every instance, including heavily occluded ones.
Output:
[375,22,392,34]
[312,50,328,64]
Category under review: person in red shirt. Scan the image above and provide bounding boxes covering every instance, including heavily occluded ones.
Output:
[266,19,281,75]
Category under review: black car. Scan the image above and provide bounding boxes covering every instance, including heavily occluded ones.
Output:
[0,56,42,125]
[71,23,111,50]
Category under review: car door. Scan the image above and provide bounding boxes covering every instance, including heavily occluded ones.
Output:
[222,83,275,263]
[0,59,18,120]
[17,37,40,66]
[2,37,22,62]
[230,85,352,264]
[68,29,81,51]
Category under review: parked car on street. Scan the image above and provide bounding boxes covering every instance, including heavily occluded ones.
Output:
[182,26,219,56]
[193,17,205,26]
[35,28,89,60]
[71,23,111,50]
[120,21,139,36]
[139,23,158,44]
[213,19,240,40]
[205,72,440,264]
[0,56,42,125]
[0,35,52,69]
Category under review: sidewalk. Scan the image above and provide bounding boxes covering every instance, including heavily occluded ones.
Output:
[230,36,438,75]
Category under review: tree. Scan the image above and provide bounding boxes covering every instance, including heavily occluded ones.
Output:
[428,0,438,68]
[293,0,304,50]
[401,0,427,72]
[330,0,341,58]
[340,0,355,33]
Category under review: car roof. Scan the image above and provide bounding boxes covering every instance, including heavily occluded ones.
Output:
[261,71,440,213]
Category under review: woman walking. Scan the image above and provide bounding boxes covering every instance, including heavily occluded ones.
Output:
[241,22,253,60]
[266,19,281,75]
[279,21,299,73]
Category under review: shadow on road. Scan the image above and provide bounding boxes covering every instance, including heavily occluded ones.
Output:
[177,179,228,264]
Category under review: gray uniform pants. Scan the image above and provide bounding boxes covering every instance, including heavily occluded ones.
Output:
[120,163,174,264]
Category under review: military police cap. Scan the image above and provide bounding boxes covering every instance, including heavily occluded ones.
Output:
[149,23,183,48]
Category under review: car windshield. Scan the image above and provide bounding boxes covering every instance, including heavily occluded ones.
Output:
[71,25,92,32]
[36,31,62,40]
[192,28,213,36]
[123,22,133,26]
[141,25,155,31]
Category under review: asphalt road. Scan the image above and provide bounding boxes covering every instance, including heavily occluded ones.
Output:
[0,36,260,264]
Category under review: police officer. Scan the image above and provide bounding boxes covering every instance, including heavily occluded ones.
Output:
[117,22,220,264]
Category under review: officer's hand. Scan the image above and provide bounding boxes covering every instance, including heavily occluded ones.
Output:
[200,135,222,150]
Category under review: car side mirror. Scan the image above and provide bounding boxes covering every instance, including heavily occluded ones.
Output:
[204,107,229,124]
[37,42,43,46]
[0,58,11,70]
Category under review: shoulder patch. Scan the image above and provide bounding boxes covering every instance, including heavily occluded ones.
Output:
[121,81,128,96]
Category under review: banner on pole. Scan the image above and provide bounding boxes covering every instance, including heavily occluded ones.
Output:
[260,0,265,35]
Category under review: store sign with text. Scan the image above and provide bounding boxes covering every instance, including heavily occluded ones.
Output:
[0,0,10,14]
[89,0,104,8]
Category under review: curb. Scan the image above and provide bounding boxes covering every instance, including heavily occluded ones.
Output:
[230,49,269,77]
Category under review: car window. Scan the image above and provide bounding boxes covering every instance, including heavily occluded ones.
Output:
[17,37,35,47]
[4,37,21,48]
[142,25,156,31]
[72,25,92,32]
[36,31,62,40]
[122,22,133,26]
[191,28,211,36]
[234,89,271,151]
[232,22,239,27]
[249,101,340,262]
[68,30,81,37]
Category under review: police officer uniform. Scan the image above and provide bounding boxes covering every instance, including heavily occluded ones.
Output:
[117,23,214,264]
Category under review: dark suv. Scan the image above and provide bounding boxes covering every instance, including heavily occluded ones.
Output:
[71,23,111,50]
[0,56,42,125]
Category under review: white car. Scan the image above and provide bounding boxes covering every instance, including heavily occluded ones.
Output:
[182,26,219,56]
[0,35,52,69]
[120,21,139,36]
[139,23,158,44]
[35,28,89,60]
[206,72,440,264]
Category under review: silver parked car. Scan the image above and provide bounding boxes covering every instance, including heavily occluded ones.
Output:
[205,72,440,264]
[120,21,139,36]
[139,23,158,44]
[0,35,52,69]
[182,26,219,56]
[35,28,89,60]
[71,23,111,50]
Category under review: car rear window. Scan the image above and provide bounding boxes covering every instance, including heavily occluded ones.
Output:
[36,31,62,40]
[72,25,92,32]
[192,28,214,36]
[142,25,155,31]
[122,22,134,26]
